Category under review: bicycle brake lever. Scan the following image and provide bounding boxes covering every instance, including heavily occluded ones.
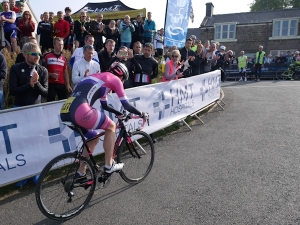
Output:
[147,118,150,126]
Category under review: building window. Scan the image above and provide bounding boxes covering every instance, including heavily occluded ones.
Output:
[273,19,298,37]
[214,24,236,40]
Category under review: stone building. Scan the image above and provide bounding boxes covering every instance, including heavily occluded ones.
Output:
[197,2,300,56]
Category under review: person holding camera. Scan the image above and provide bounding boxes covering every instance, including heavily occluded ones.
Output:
[106,46,142,89]
[120,15,135,48]
[204,43,219,73]
[192,44,206,75]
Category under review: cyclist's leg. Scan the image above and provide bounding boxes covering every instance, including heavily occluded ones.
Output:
[72,102,121,171]
[103,123,116,167]
[78,129,99,175]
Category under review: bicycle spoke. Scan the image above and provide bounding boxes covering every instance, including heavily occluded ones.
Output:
[36,153,96,221]
[117,131,154,183]
[134,140,147,154]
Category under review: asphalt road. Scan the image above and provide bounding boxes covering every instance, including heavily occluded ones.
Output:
[2,80,300,225]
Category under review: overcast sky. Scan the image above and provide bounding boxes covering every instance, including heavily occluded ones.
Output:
[28,0,253,29]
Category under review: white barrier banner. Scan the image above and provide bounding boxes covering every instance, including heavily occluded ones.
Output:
[0,71,220,186]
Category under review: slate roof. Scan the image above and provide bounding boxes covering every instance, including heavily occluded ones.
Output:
[186,28,201,40]
[201,7,300,27]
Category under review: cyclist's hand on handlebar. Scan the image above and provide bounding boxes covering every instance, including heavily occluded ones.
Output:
[116,114,126,119]
[140,112,150,126]
[140,112,149,120]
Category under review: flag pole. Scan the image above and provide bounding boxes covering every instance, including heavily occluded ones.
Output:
[163,0,168,32]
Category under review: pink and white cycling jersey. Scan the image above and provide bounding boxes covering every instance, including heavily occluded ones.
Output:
[72,72,129,105]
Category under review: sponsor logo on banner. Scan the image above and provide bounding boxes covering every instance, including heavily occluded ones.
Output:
[0,124,26,172]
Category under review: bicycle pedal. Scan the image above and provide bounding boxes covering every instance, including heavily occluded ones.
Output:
[96,169,112,189]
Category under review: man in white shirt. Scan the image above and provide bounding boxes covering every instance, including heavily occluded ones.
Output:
[72,45,100,87]
[70,35,99,67]
[154,28,164,58]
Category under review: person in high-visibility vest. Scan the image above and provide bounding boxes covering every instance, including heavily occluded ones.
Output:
[254,45,265,81]
[237,51,247,81]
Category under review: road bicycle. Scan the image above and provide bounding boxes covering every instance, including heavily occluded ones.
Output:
[35,112,154,221]
[276,64,300,80]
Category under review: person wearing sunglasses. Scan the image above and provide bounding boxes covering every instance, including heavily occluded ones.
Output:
[162,50,184,82]
[9,42,48,107]
[74,11,91,47]
[17,11,35,48]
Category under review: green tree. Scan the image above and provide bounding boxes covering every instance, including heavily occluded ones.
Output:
[250,0,299,11]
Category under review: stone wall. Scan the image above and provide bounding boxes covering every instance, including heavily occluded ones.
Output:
[199,22,300,55]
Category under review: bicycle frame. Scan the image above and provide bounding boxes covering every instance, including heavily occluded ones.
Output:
[68,113,146,167]
[70,119,127,168]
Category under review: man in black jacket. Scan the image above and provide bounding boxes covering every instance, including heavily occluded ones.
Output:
[132,42,158,87]
[0,51,7,110]
[179,38,195,77]
[130,15,144,49]
[98,39,116,72]
[9,42,48,107]
[38,12,53,53]
[74,11,90,47]
[90,13,104,52]
[132,42,158,143]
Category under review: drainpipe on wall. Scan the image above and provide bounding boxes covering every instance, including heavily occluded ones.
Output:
[265,22,270,54]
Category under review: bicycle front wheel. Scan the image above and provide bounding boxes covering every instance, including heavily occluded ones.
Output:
[35,152,96,221]
[117,131,155,184]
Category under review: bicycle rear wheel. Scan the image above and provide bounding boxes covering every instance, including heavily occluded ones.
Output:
[117,131,155,184]
[35,152,96,221]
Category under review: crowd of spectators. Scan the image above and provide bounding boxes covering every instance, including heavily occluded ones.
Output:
[2,1,299,109]
[162,38,234,82]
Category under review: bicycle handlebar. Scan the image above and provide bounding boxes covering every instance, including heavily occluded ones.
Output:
[116,111,149,131]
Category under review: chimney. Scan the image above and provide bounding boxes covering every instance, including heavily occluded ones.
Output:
[205,2,214,17]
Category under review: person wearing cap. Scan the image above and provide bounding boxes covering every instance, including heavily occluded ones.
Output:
[190,35,197,52]
[212,45,226,71]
